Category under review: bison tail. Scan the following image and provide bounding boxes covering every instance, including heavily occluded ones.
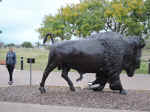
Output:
[43,33,55,44]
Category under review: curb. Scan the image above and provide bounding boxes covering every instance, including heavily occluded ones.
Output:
[0,85,150,93]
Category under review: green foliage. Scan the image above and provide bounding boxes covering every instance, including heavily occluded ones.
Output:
[61,0,105,37]
[104,0,145,36]
[37,0,150,41]
[35,41,41,48]
[144,0,150,35]
[37,0,105,41]
[21,41,33,48]
[135,61,148,74]
[38,14,72,41]
[5,43,16,47]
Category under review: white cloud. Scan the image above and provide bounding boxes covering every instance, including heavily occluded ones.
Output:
[0,0,80,44]
[14,29,39,44]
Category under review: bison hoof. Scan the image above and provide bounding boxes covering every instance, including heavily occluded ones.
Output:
[39,87,46,94]
[120,89,127,95]
[92,87,103,91]
[90,84,104,91]
[70,87,75,91]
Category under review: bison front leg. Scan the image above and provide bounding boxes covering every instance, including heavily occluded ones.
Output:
[92,73,107,91]
[109,76,127,95]
[39,63,56,94]
[61,68,75,91]
[76,72,84,82]
[91,72,102,85]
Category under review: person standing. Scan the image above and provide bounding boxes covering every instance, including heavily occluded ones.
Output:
[6,47,16,85]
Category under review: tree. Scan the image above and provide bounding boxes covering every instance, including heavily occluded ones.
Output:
[37,0,105,41]
[104,0,145,36]
[21,41,33,48]
[0,42,4,48]
[35,41,41,48]
[143,0,150,38]
[38,0,149,41]
[61,0,105,37]
[38,14,71,41]
[5,43,16,47]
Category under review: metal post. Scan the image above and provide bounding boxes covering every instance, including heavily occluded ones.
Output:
[20,57,24,70]
[30,63,32,87]
[148,60,150,74]
[27,58,35,87]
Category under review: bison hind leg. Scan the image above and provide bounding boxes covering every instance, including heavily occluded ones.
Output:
[76,72,84,82]
[120,89,127,95]
[39,63,57,94]
[61,68,75,91]
[39,87,46,94]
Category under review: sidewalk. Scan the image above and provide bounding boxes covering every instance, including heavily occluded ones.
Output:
[0,65,150,90]
[0,102,148,112]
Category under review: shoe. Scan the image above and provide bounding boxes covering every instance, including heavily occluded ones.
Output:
[8,81,13,85]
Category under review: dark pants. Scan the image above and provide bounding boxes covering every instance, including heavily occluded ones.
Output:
[6,64,15,81]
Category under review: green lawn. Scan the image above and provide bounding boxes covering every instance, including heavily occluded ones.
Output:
[135,61,148,74]
[0,48,150,74]
[0,48,49,71]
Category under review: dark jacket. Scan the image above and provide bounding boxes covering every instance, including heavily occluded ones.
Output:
[6,51,16,65]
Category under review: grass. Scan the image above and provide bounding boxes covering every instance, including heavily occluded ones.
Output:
[135,61,148,74]
[0,48,150,74]
[0,48,49,71]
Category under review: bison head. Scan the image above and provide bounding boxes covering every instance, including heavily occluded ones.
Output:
[124,37,145,77]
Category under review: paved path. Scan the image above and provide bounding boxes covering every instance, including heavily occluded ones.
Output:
[0,65,150,112]
[0,65,150,90]
[0,102,148,112]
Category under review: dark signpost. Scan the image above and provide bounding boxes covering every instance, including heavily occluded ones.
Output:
[27,58,35,87]
[20,57,24,70]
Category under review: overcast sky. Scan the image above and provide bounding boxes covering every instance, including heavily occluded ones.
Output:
[0,0,80,44]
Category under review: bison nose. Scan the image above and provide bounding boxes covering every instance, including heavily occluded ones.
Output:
[127,73,134,77]
[128,74,133,77]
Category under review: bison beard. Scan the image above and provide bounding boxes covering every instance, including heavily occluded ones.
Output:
[39,32,145,95]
